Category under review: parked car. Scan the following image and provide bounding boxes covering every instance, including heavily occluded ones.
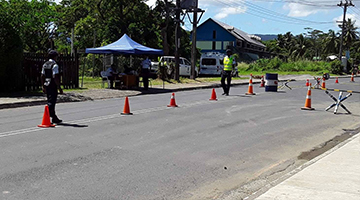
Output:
[199,52,238,77]
[151,56,198,77]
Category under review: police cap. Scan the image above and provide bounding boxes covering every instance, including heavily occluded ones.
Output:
[48,50,58,56]
[226,49,232,53]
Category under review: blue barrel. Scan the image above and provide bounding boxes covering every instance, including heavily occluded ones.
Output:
[265,73,278,92]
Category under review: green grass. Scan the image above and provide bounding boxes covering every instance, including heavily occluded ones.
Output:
[73,76,249,91]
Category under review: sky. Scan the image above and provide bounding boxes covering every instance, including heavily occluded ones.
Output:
[145,0,360,35]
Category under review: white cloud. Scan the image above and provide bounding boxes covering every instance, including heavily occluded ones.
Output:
[214,6,246,20]
[283,0,341,17]
[283,3,319,17]
[334,14,360,28]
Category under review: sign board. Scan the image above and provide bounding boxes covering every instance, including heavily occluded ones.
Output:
[180,0,197,9]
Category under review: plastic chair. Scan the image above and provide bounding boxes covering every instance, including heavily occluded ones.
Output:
[100,71,110,88]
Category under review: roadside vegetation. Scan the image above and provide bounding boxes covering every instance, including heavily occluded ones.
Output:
[237,58,344,77]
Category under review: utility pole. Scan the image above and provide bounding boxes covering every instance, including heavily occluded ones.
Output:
[188,1,204,79]
[175,0,181,81]
[71,26,75,56]
[190,10,198,80]
[338,0,354,61]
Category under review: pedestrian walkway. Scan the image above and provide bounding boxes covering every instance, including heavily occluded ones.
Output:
[254,133,360,200]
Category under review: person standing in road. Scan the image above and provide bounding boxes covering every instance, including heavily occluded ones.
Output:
[141,56,151,90]
[221,49,236,96]
[41,50,63,124]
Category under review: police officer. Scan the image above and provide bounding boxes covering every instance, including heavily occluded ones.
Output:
[41,50,63,124]
[141,55,151,90]
[221,49,236,96]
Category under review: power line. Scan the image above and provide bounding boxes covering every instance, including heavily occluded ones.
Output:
[213,0,334,25]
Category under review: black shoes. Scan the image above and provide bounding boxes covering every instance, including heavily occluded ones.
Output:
[52,117,62,124]
[222,93,229,96]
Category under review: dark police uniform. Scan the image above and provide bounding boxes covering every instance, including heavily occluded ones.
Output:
[41,58,62,123]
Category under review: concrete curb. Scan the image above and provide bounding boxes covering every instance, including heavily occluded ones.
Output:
[0,79,295,110]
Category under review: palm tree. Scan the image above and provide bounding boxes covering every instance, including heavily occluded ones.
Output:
[322,29,340,56]
[291,34,310,60]
[339,18,359,52]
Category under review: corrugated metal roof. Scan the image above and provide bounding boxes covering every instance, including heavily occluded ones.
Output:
[211,18,266,48]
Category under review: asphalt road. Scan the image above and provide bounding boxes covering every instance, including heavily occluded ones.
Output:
[1,78,360,200]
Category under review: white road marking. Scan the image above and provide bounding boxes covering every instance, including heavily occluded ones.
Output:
[0,95,247,139]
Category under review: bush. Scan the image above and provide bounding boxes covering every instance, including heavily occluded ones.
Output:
[0,19,24,92]
[329,60,343,74]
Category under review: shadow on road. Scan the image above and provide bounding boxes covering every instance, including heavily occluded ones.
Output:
[56,123,88,128]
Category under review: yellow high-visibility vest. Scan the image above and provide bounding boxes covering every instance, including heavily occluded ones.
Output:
[223,56,234,71]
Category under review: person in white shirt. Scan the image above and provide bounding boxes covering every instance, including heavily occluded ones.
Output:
[141,56,151,90]
[41,50,63,123]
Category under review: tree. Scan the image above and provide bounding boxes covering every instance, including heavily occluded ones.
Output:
[0,14,24,92]
[322,29,339,56]
[291,34,310,60]
[339,18,359,51]
[0,0,59,52]
[304,28,324,60]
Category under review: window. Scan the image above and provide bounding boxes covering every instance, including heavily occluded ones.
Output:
[184,59,191,65]
[197,41,212,50]
[201,58,216,65]
[216,41,221,50]
[213,30,216,39]
[212,41,221,50]
[224,41,234,49]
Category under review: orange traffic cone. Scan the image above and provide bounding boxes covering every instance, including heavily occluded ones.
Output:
[121,96,133,115]
[38,105,55,128]
[306,79,309,86]
[301,84,315,110]
[335,77,339,84]
[260,76,265,87]
[167,93,178,107]
[209,88,217,101]
[321,77,326,88]
[350,73,355,82]
[246,74,256,95]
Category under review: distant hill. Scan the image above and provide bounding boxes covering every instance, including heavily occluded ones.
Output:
[255,34,278,41]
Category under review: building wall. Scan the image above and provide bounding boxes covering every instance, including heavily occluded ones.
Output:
[195,19,236,53]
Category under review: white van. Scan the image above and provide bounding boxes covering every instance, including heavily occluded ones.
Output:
[151,56,198,77]
[199,52,238,76]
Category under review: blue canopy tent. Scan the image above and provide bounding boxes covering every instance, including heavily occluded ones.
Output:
[85,34,163,55]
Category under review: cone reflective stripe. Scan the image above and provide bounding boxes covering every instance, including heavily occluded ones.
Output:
[209,88,217,101]
[121,96,133,115]
[246,74,256,95]
[335,77,339,83]
[306,79,309,86]
[260,76,265,87]
[167,93,178,107]
[322,77,326,88]
[38,105,55,128]
[351,73,355,82]
[301,84,315,110]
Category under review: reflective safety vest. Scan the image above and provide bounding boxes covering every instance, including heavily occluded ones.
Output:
[223,56,234,71]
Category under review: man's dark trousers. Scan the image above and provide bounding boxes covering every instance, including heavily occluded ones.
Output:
[221,70,232,95]
[46,86,58,118]
[142,69,149,90]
